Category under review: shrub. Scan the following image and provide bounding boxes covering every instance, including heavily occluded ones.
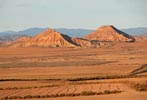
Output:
[67,93,77,96]
[59,93,66,97]
[96,92,103,95]
[104,90,111,94]
[130,81,147,91]
[111,90,121,93]
[81,91,97,96]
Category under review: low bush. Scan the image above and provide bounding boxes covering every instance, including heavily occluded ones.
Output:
[130,81,147,91]
[104,90,111,94]
[81,91,97,95]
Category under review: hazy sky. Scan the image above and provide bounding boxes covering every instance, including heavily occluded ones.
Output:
[0,0,147,31]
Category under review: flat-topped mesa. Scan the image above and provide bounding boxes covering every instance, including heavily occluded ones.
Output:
[85,25,135,42]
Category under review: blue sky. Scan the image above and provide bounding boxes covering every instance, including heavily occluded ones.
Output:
[0,0,147,31]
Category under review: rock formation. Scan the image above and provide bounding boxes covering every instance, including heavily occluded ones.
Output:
[85,25,135,42]
[9,28,95,48]
[5,25,135,48]
[9,29,77,47]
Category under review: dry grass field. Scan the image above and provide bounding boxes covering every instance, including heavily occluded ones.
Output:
[0,40,147,100]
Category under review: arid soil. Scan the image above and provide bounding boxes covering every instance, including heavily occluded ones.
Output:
[0,40,147,100]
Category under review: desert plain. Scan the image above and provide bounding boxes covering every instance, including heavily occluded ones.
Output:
[0,39,147,100]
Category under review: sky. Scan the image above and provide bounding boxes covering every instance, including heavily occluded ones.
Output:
[0,0,147,31]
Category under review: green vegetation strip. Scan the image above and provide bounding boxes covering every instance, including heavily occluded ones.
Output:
[66,75,129,81]
[0,75,144,83]
[66,75,147,82]
[1,90,121,100]
[0,60,116,68]
[0,78,61,82]
[0,85,59,90]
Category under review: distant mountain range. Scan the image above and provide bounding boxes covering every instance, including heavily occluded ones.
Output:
[0,27,147,42]
[122,27,147,36]
[0,28,93,37]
